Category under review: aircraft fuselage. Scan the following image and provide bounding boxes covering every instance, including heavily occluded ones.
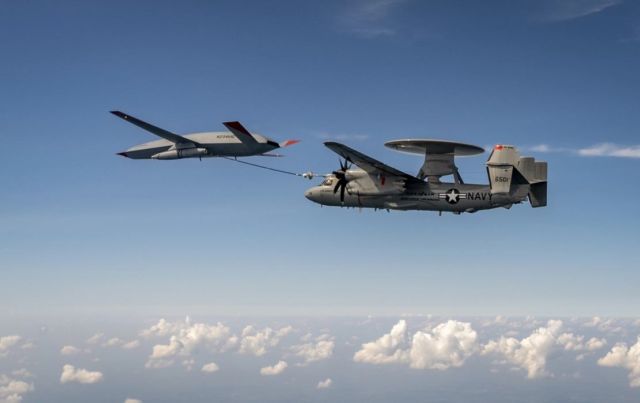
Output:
[304,177,529,213]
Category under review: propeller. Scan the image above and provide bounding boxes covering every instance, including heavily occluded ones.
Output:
[332,159,352,203]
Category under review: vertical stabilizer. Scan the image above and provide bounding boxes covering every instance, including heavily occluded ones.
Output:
[486,145,520,194]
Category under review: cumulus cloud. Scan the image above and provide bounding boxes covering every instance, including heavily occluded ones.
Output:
[124,399,142,403]
[598,337,640,387]
[583,317,624,333]
[291,334,334,364]
[59,365,103,384]
[60,345,81,356]
[260,360,288,376]
[201,362,219,373]
[354,320,408,364]
[354,319,478,370]
[0,374,34,403]
[408,320,478,370]
[316,378,332,389]
[238,326,293,357]
[483,320,563,379]
[557,333,606,352]
[143,318,237,369]
[140,318,185,338]
[0,336,21,357]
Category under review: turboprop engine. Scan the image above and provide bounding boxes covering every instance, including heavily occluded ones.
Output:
[151,147,209,160]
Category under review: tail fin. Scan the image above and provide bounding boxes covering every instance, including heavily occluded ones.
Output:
[486,145,548,207]
[280,139,300,147]
[486,145,520,194]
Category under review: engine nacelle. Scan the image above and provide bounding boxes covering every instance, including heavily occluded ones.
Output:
[151,147,209,160]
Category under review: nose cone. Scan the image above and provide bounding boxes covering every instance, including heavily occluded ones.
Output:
[304,188,314,200]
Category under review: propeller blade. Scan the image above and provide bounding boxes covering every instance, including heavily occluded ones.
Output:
[340,183,346,202]
[333,180,342,194]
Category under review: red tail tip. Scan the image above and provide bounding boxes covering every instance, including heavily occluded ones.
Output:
[281,139,300,147]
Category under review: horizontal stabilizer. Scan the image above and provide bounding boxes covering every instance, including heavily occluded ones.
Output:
[223,121,258,145]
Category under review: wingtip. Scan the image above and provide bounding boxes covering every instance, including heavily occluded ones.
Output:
[116,151,129,158]
[110,111,127,119]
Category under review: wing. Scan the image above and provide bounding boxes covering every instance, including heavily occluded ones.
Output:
[223,121,259,145]
[324,142,421,183]
[111,111,202,146]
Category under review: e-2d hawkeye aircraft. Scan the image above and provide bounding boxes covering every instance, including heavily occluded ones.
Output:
[304,140,547,214]
[112,111,299,160]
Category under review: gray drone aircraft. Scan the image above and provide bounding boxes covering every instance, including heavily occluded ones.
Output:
[112,111,299,160]
[304,140,547,214]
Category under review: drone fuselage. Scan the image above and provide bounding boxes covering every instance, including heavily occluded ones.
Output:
[118,132,279,159]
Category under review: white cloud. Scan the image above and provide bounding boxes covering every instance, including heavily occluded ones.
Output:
[60,345,81,356]
[578,143,640,158]
[520,143,640,159]
[587,337,607,351]
[143,318,237,369]
[598,337,640,387]
[260,360,288,376]
[122,340,140,350]
[353,320,408,364]
[102,338,140,349]
[124,399,142,403]
[201,362,219,373]
[86,333,104,345]
[59,365,103,384]
[408,320,478,370]
[292,335,334,364]
[483,320,563,379]
[140,318,184,338]
[557,333,606,352]
[239,325,293,357]
[0,374,34,403]
[583,317,624,333]
[103,338,124,347]
[0,336,21,357]
[339,0,406,38]
[540,0,620,22]
[317,378,332,389]
[354,319,478,370]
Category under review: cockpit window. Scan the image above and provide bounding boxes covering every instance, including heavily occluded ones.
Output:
[321,178,334,187]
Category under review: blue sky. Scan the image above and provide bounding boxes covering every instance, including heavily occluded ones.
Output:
[1,0,640,318]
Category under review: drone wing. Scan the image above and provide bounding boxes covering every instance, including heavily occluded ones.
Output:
[324,142,422,184]
[111,111,202,146]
